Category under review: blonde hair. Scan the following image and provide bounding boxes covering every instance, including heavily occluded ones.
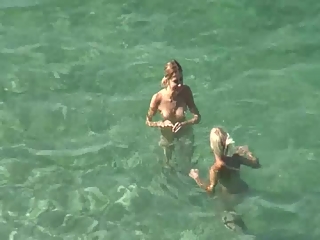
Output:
[161,59,183,87]
[209,127,233,157]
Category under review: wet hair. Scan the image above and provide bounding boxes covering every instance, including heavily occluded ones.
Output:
[161,59,183,87]
[209,127,229,157]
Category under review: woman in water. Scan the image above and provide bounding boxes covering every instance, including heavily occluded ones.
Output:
[146,60,201,171]
[189,127,261,233]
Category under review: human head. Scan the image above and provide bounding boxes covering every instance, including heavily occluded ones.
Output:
[209,127,232,158]
[161,59,183,91]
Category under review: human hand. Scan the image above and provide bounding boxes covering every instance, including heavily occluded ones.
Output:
[189,169,199,180]
[159,120,174,128]
[237,145,249,155]
[172,122,183,133]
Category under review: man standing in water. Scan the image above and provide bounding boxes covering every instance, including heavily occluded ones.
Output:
[145,60,201,173]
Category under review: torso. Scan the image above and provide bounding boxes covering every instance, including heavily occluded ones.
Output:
[158,97,187,124]
[156,86,191,141]
[158,90,187,124]
[218,155,248,194]
[219,156,241,177]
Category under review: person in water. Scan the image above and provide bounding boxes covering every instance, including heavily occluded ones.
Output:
[146,60,201,171]
[189,127,261,233]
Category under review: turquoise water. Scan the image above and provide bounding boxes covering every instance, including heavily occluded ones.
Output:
[0,0,320,239]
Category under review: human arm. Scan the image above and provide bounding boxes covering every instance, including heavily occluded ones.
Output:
[235,146,261,169]
[189,164,219,194]
[182,85,201,126]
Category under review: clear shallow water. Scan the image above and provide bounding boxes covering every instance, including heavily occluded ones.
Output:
[0,0,320,239]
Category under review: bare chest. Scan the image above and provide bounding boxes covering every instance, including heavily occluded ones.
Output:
[158,97,187,120]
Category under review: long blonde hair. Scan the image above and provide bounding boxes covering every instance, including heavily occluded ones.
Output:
[209,127,234,157]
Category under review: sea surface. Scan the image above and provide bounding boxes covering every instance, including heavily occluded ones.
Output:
[0,0,320,239]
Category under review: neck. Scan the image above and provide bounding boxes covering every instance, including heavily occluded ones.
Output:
[166,88,175,100]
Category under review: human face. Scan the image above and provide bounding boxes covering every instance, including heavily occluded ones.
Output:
[169,71,183,92]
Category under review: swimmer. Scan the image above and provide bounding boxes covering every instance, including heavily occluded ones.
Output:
[189,127,261,234]
[146,60,201,171]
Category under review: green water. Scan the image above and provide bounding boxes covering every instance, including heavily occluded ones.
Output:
[1,0,320,239]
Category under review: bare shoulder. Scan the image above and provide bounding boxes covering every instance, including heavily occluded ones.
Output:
[180,85,193,98]
[156,89,166,101]
[182,85,193,94]
[149,90,162,107]
[158,88,167,96]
